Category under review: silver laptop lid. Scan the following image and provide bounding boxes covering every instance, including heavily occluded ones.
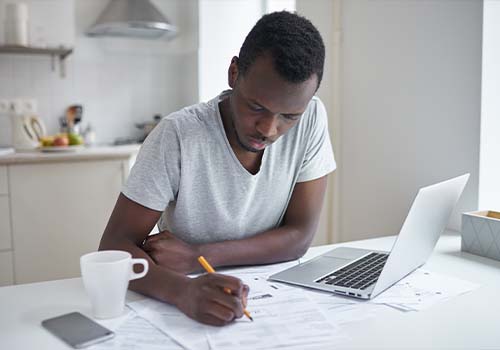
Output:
[370,173,469,298]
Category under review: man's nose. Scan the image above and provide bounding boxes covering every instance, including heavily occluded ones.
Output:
[256,115,279,138]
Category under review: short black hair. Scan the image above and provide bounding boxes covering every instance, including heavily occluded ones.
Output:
[238,11,325,89]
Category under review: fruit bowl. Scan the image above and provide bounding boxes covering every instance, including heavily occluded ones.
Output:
[38,145,85,153]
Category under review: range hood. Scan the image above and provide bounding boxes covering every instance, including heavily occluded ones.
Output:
[86,0,177,40]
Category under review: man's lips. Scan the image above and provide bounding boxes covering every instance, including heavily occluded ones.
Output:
[248,137,267,150]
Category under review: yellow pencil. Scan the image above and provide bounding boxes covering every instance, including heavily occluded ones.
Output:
[197,256,253,321]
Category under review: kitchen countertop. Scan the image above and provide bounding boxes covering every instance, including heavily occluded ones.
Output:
[0,144,141,165]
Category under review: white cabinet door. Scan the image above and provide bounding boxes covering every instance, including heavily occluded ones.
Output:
[10,160,124,284]
[0,166,7,195]
[0,251,13,286]
[0,196,12,250]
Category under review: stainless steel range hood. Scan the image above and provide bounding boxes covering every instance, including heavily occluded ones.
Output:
[86,0,177,40]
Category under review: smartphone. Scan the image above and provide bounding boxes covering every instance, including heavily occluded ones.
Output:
[41,312,115,348]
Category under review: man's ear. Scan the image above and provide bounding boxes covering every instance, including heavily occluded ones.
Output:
[228,56,239,89]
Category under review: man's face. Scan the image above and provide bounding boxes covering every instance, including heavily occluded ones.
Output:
[227,54,318,153]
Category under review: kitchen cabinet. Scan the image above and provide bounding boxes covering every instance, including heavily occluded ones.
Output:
[0,145,139,285]
[0,251,13,286]
[0,165,13,286]
[0,166,7,194]
[0,196,11,250]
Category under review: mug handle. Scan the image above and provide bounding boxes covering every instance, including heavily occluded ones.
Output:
[130,258,149,280]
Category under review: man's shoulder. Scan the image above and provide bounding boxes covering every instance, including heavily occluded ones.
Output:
[156,100,218,137]
[296,95,327,132]
[165,100,216,125]
[307,95,325,116]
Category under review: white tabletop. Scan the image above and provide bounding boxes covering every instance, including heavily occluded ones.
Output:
[1,230,500,349]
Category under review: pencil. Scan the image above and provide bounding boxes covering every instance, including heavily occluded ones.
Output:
[197,256,253,321]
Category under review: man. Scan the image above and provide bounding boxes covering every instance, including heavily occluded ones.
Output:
[99,11,335,326]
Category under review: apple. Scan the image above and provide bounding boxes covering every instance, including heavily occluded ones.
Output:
[68,133,84,146]
[53,135,69,147]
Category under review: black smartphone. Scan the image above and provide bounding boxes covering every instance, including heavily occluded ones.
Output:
[41,312,115,348]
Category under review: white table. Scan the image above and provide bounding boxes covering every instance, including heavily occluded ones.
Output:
[1,230,500,349]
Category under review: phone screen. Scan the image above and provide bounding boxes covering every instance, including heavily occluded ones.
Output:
[42,312,114,348]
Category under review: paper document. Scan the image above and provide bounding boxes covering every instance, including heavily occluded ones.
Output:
[128,279,343,350]
[117,264,479,350]
[91,312,181,350]
[306,290,384,325]
[206,290,342,350]
[128,298,211,350]
[370,268,479,311]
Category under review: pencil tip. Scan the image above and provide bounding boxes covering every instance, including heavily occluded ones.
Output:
[249,316,254,322]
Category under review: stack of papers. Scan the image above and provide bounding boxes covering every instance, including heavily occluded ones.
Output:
[369,268,479,311]
[127,281,347,350]
[91,262,479,350]
[92,311,181,350]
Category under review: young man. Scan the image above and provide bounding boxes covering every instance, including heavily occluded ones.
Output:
[99,11,335,326]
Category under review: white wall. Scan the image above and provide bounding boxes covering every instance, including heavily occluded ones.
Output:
[479,0,500,212]
[300,0,483,243]
[0,0,199,145]
[198,0,296,103]
[338,0,482,242]
[296,0,338,245]
[198,0,263,103]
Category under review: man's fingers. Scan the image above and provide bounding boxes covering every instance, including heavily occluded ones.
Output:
[204,301,236,324]
[208,274,245,297]
[144,233,164,243]
[142,233,170,250]
[242,284,249,308]
[206,288,244,319]
[199,312,232,327]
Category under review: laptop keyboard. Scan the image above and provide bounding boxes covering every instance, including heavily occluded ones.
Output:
[315,252,389,290]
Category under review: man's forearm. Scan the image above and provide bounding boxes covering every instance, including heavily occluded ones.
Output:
[199,224,314,269]
[99,235,188,307]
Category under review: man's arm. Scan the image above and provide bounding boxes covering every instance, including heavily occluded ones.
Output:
[145,175,329,270]
[99,194,249,326]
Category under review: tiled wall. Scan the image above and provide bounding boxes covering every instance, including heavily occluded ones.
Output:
[0,0,199,145]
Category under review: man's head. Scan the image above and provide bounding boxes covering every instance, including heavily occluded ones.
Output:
[225,11,325,154]
[237,10,325,90]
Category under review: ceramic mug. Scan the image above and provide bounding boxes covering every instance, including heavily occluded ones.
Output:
[80,250,148,319]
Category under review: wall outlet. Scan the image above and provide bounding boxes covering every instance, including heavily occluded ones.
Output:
[0,98,38,115]
[11,99,24,115]
[21,99,38,114]
[0,99,10,115]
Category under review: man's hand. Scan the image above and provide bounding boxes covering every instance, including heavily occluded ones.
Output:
[142,231,201,274]
[175,273,250,326]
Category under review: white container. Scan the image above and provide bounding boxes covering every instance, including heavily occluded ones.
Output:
[5,3,28,21]
[4,3,29,46]
[4,19,29,46]
[461,211,500,261]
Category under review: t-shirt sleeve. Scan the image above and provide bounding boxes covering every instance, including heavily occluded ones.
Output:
[121,117,181,211]
[297,98,336,183]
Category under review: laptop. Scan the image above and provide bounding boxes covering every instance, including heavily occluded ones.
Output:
[269,174,470,300]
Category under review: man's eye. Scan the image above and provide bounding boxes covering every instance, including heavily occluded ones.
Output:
[249,104,263,112]
[282,114,299,121]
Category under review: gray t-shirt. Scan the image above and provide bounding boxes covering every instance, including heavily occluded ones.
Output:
[122,91,336,244]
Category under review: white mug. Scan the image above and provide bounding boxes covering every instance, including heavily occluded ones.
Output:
[80,250,148,319]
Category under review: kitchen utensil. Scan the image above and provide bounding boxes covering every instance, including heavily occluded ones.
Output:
[11,113,46,150]
[62,105,83,134]
[135,114,162,142]
[65,107,75,129]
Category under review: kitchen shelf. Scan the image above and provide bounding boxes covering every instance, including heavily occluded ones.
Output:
[0,45,73,78]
